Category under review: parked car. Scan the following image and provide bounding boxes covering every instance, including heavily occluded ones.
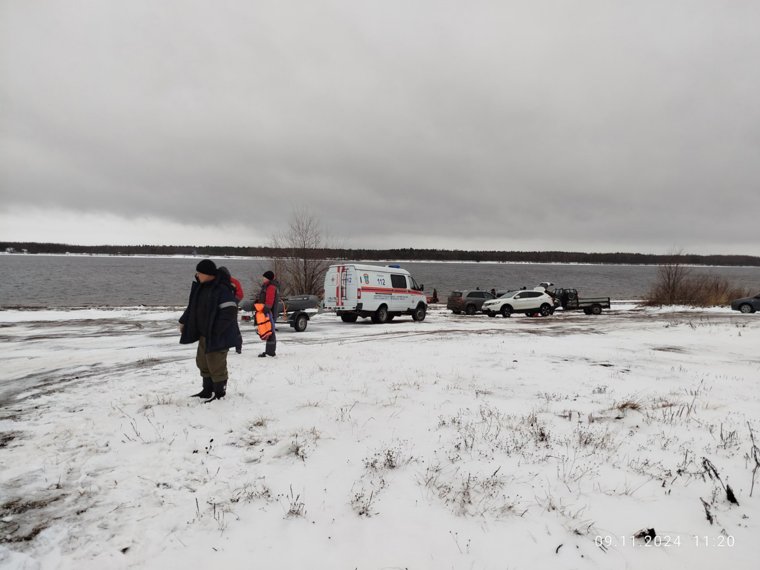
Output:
[447,290,495,315]
[731,293,760,314]
[323,263,427,323]
[482,288,557,317]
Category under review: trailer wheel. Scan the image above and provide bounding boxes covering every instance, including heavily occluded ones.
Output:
[371,305,389,324]
[412,303,427,322]
[293,313,308,332]
[590,304,603,315]
[340,313,358,323]
[465,304,477,315]
[539,303,553,317]
[500,305,513,318]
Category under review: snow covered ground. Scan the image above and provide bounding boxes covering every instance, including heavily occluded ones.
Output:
[1,304,758,569]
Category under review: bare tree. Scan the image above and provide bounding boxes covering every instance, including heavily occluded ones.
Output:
[647,249,691,305]
[270,208,332,296]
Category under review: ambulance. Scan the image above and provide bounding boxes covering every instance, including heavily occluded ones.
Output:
[323,264,427,323]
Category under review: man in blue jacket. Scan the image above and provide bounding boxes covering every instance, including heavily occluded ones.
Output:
[179,259,241,402]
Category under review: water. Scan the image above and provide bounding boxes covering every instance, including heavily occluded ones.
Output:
[1,254,759,308]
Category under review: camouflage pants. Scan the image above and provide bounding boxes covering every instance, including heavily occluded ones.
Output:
[196,336,229,382]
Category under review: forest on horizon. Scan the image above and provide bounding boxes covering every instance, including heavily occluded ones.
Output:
[3,242,760,267]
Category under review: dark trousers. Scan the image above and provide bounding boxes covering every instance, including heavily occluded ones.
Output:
[265,312,276,356]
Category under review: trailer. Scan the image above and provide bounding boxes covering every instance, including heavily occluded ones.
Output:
[240,294,320,332]
[553,288,610,315]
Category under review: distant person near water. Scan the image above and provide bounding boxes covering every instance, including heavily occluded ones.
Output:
[179,259,242,402]
[256,270,280,357]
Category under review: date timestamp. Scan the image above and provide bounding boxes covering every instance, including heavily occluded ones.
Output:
[595,534,736,549]
[595,535,682,549]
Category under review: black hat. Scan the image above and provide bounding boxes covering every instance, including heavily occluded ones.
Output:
[263,270,274,280]
[196,259,217,276]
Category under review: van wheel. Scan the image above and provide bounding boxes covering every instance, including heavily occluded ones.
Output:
[340,313,358,323]
[371,305,389,324]
[590,304,603,315]
[412,304,427,321]
[294,313,308,332]
[465,304,477,315]
[500,305,513,318]
[539,303,553,317]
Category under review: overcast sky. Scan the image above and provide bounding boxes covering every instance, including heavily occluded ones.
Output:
[1,0,758,255]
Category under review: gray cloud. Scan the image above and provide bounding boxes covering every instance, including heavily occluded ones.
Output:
[2,0,759,254]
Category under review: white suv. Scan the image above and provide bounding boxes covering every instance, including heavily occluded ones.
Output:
[482,289,557,318]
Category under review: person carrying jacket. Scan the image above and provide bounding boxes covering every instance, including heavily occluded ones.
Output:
[179,259,242,401]
[256,270,280,357]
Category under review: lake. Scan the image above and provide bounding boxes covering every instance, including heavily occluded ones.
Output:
[1,254,759,308]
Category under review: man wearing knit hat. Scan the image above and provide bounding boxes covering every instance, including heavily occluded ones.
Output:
[179,259,242,401]
[256,270,280,357]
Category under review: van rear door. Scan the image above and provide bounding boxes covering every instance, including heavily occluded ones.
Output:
[324,264,358,310]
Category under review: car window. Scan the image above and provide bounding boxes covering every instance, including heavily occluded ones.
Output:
[524,291,543,298]
[390,274,407,288]
[467,292,482,298]
[450,291,462,298]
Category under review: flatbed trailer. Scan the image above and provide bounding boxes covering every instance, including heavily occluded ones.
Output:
[553,288,610,315]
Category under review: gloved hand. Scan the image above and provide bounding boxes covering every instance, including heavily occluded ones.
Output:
[236,346,242,354]
[264,304,272,313]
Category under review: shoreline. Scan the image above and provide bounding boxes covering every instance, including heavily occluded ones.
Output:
[3,251,760,270]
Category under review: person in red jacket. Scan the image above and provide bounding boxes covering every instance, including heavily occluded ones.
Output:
[218,266,244,303]
[256,270,280,357]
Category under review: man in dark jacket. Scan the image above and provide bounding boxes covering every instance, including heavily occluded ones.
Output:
[256,270,280,357]
[179,259,242,401]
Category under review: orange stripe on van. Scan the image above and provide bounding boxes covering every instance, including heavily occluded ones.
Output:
[359,287,425,295]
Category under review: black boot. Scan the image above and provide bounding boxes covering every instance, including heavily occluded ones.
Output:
[204,380,227,403]
[191,377,213,398]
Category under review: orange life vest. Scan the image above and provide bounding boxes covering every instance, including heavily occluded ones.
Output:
[253,303,273,340]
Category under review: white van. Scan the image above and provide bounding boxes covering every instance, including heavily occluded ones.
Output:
[323,264,427,323]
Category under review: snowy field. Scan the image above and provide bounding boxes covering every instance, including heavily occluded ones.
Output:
[1,304,758,569]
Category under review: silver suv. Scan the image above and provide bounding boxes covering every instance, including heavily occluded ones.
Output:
[447,290,495,315]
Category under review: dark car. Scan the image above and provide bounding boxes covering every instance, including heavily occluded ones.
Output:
[731,293,760,314]
[447,290,495,315]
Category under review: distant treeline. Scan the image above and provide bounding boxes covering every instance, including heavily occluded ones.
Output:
[3,242,759,266]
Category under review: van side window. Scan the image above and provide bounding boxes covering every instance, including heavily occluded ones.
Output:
[390,274,407,289]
